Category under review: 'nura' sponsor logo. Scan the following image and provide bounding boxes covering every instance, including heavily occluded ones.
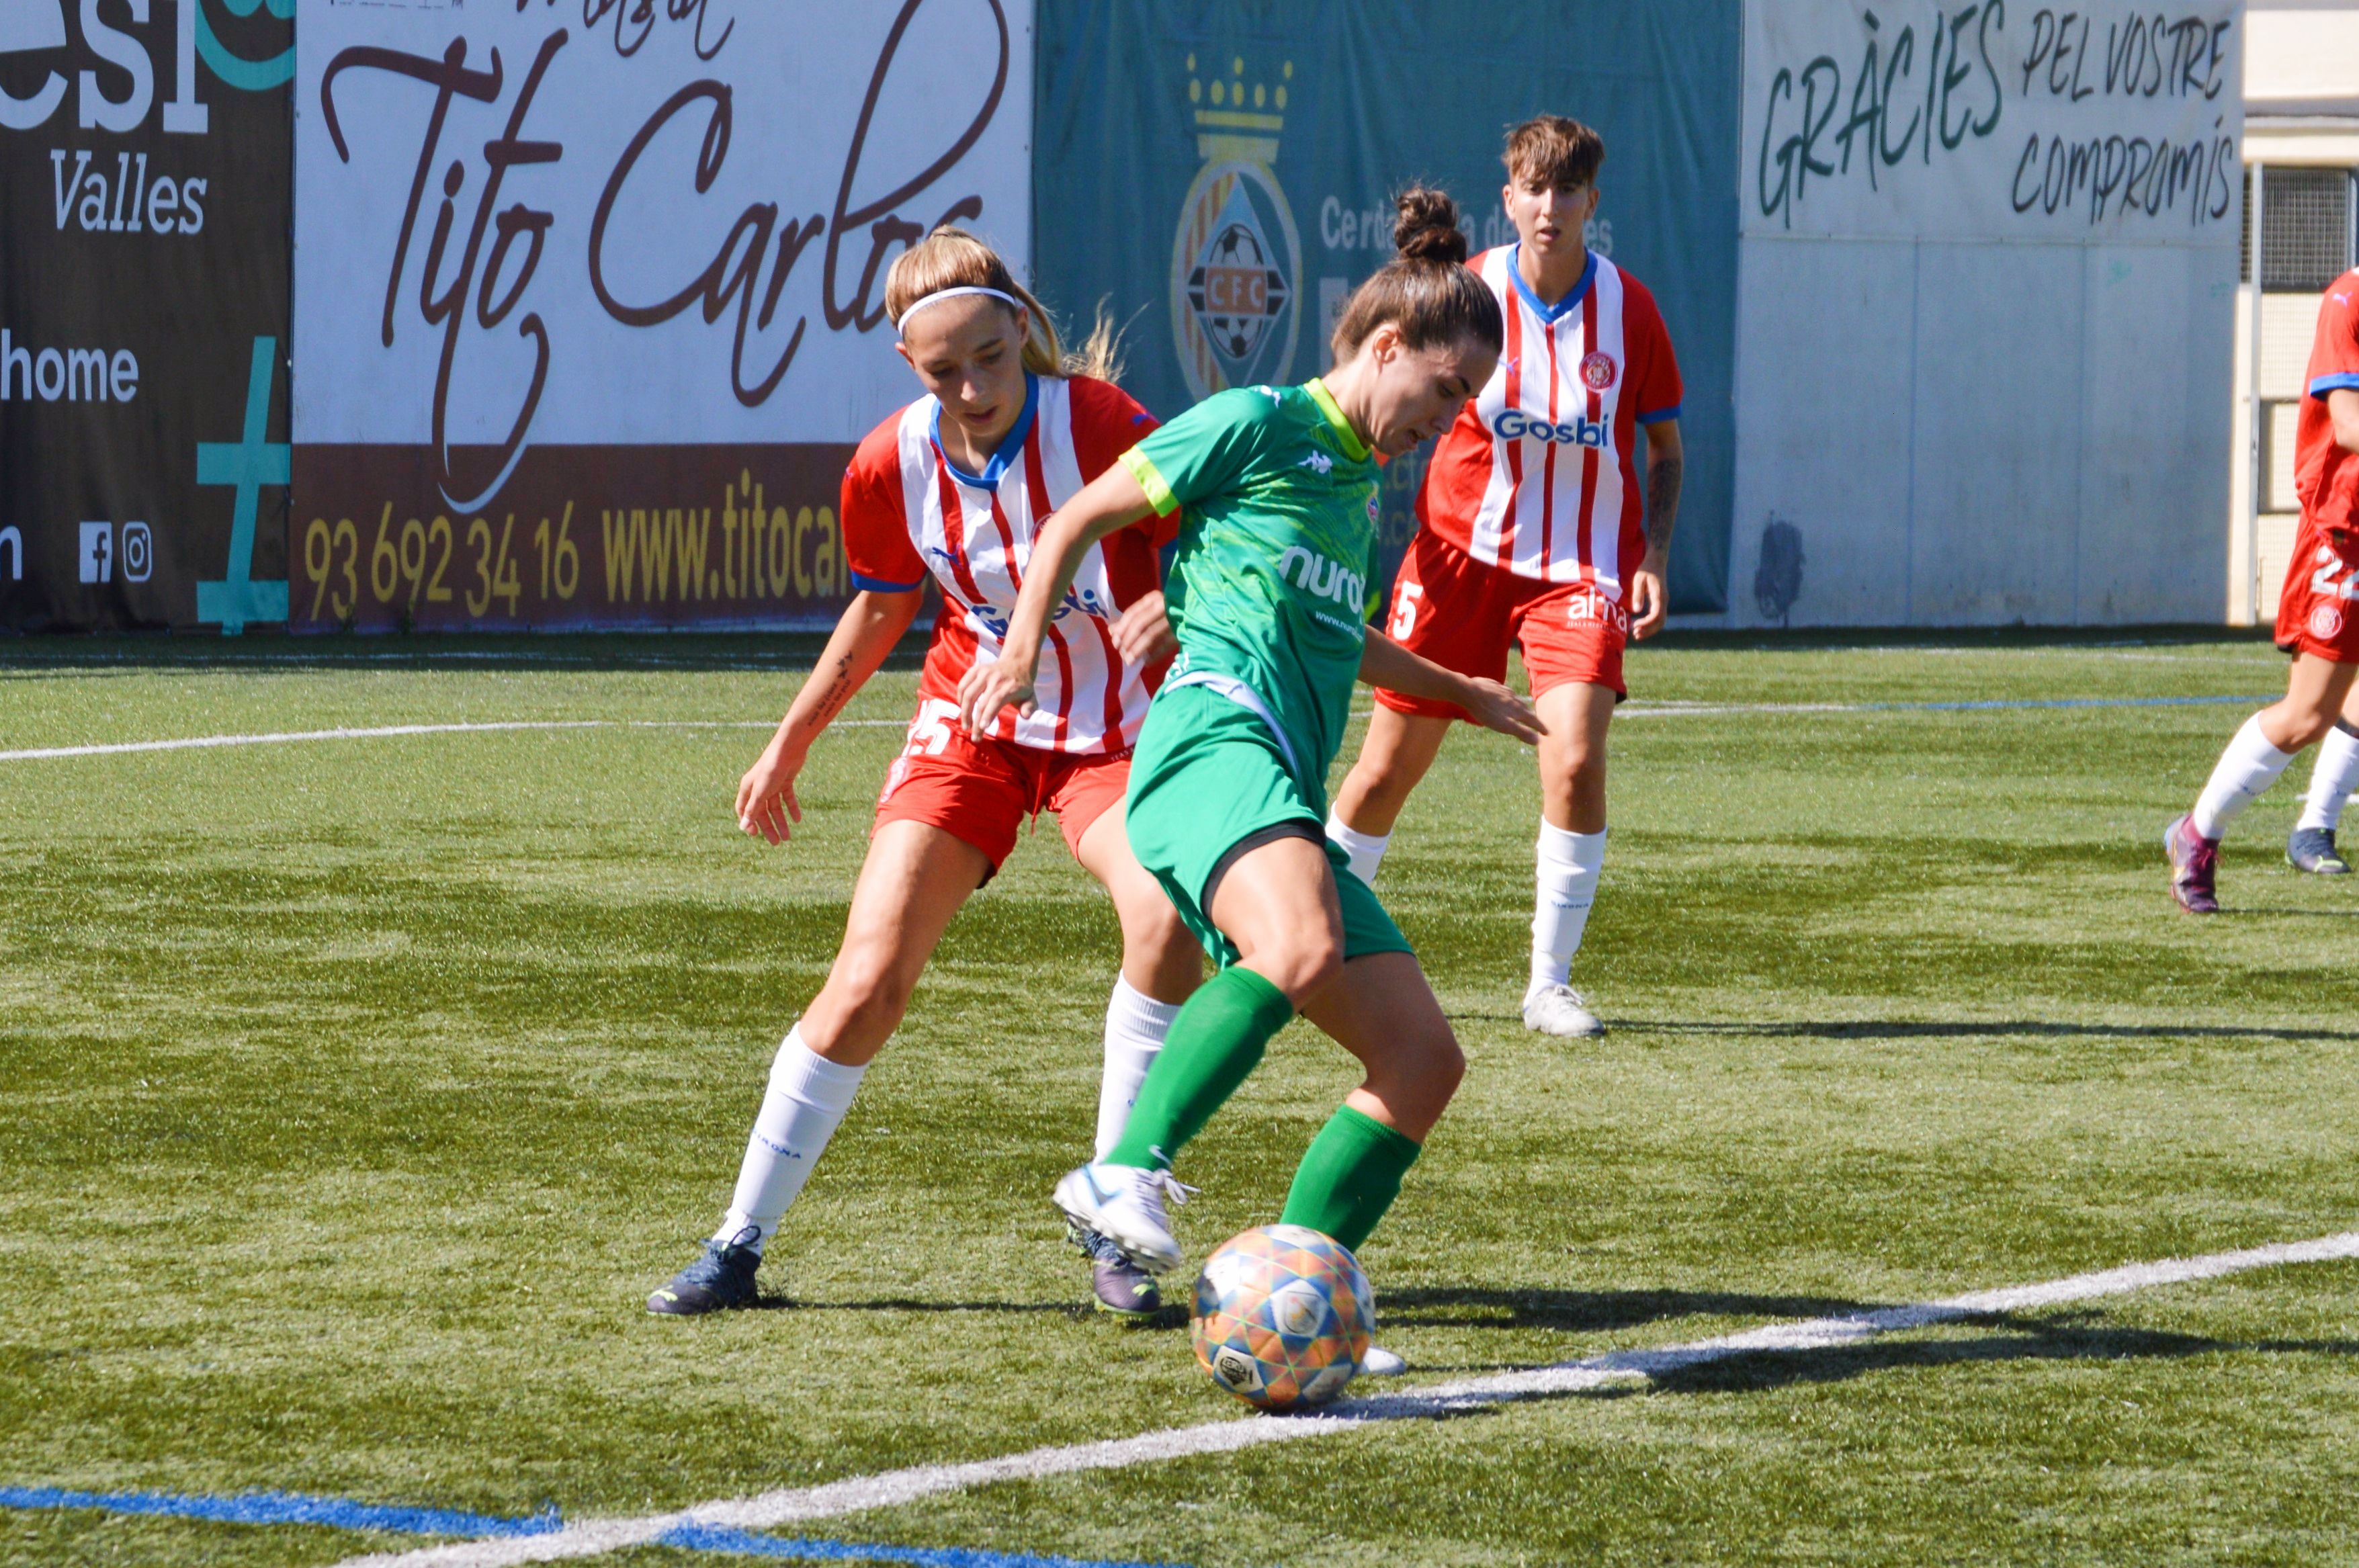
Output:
[1275,543,1364,617]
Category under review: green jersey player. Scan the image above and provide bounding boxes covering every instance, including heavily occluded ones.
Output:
[958,189,1541,1287]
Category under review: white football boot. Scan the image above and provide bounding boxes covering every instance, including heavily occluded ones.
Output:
[1053,1162,1191,1274]
[1359,1345,1408,1377]
[1522,984,1604,1038]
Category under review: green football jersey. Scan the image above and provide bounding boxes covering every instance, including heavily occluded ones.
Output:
[1120,378,1381,793]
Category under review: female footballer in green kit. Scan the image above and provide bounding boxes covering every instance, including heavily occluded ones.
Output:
[957,190,1541,1276]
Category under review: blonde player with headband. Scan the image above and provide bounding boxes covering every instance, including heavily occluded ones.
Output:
[646,228,1200,1321]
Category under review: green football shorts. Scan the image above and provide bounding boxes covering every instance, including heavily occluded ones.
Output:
[1123,681,1412,969]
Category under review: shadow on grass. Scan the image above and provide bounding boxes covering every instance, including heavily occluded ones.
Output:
[1636,1018,2359,1044]
[1332,1306,2359,1424]
[1647,1314,2359,1398]
[1379,1286,1880,1335]
[760,1296,1074,1316]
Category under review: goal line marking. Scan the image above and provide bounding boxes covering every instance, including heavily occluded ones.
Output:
[332,1227,2359,1568]
[0,693,2275,765]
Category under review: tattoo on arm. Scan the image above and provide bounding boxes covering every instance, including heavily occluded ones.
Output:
[806,664,855,728]
[1643,452,1683,554]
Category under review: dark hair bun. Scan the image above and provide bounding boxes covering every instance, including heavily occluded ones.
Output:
[1393,186,1468,265]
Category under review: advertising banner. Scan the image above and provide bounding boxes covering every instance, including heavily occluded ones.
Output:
[0,0,293,634]
[1744,1,2242,240]
[1031,1,1744,613]
[1727,0,2240,628]
[292,0,1031,632]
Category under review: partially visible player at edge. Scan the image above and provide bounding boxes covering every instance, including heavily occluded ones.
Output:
[646,228,1201,1319]
[959,189,1543,1295]
[2167,264,2359,908]
[1324,116,1684,1039]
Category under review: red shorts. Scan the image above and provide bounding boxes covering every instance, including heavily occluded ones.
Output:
[873,699,1131,871]
[1374,527,1629,719]
[2275,523,2359,665]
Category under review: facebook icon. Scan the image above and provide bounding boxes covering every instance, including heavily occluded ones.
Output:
[79,522,112,584]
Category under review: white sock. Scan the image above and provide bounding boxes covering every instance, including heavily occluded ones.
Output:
[2190,715,2298,842]
[1324,810,1391,885]
[1529,822,1606,995]
[1095,977,1183,1160]
[717,1025,867,1252]
[2297,724,2359,833]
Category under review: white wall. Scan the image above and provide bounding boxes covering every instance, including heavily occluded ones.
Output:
[1728,1,2243,626]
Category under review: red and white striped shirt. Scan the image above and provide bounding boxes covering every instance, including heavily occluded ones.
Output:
[1419,247,1681,594]
[842,374,1173,754]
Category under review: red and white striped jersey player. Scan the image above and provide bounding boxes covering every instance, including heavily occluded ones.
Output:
[646,228,1201,1325]
[1328,114,1686,1039]
[2165,265,2359,908]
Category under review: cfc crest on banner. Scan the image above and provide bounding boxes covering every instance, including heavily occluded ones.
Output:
[1172,54,1302,402]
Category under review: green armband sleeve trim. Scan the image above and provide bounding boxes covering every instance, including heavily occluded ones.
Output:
[1121,448,1180,517]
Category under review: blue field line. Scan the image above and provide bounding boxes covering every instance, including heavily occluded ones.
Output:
[0,1485,563,1537]
[0,1486,1187,1567]
[658,1523,1183,1567]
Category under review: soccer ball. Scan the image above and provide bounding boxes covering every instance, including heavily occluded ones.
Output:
[1190,1225,1374,1411]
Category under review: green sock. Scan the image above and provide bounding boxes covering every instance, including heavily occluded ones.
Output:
[1279,1104,1423,1253]
[1105,966,1293,1170]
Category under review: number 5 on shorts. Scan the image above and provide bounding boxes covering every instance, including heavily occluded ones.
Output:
[1389,580,1423,640]
[905,698,960,756]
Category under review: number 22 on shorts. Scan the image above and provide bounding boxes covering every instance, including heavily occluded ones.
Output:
[2310,545,2359,602]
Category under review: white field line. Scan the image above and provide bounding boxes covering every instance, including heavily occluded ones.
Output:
[335,1228,2359,1568]
[1,692,2268,764]
[0,720,898,763]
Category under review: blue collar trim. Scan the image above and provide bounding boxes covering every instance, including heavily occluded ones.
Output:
[1506,245,1597,324]
[932,373,1039,490]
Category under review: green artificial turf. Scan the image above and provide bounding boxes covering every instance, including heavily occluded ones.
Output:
[3,629,2357,1567]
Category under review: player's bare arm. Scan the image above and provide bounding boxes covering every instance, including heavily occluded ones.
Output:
[956,463,1156,736]
[736,586,924,844]
[2333,388,2359,455]
[1360,627,1545,745]
[1631,417,1683,640]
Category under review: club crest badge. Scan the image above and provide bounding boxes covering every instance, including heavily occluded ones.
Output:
[1172,54,1302,401]
[1580,351,1618,392]
[2311,603,2345,642]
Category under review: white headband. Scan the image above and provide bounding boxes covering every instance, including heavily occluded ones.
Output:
[894,285,1023,334]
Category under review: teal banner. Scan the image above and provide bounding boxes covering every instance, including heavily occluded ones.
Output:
[1032,0,1741,613]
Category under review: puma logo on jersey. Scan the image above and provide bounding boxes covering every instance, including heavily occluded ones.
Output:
[1298,451,1334,475]
[1276,544,1366,615]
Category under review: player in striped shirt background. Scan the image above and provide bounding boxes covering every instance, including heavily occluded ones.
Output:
[646,228,1201,1321]
[1324,116,1686,1039]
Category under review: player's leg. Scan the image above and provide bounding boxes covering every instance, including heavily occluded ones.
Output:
[650,748,1010,1315]
[1285,947,1462,1250]
[1326,529,1504,883]
[1068,795,1201,1317]
[1062,831,1344,1271]
[1517,586,1627,1036]
[2288,695,2359,873]
[1065,770,1203,1154]
[2169,652,2359,912]
[1522,680,1614,1036]
[1327,707,1451,882]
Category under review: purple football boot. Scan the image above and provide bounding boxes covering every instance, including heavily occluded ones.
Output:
[2163,814,2220,914]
